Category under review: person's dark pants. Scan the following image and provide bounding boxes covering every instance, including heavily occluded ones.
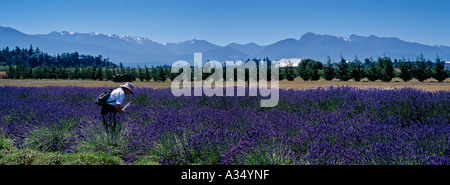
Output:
[101,104,117,132]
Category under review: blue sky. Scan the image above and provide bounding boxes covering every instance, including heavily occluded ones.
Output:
[0,0,449,46]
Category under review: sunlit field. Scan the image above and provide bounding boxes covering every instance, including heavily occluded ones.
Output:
[0,85,448,165]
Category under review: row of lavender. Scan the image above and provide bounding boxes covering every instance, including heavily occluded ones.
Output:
[0,86,449,164]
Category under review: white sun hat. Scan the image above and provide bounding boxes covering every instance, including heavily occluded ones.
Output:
[120,82,135,94]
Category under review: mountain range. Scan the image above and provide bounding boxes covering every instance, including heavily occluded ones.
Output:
[1,26,449,66]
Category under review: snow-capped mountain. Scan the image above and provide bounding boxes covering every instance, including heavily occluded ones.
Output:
[1,26,449,66]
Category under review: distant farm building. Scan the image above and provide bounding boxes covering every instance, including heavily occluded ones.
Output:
[113,73,133,82]
[0,71,8,79]
[276,58,303,67]
[445,61,450,70]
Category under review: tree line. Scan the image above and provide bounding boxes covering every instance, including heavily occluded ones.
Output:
[1,45,448,82]
[0,45,117,79]
[288,55,448,82]
[124,55,449,83]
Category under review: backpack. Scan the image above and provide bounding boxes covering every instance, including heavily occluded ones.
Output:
[95,89,115,106]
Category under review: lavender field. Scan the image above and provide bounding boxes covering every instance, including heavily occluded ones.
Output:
[0,86,449,165]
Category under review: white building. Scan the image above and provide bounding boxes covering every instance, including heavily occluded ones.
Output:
[445,61,450,70]
[275,58,303,67]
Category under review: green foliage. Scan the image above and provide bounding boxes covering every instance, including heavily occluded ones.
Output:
[144,65,151,81]
[433,56,448,82]
[0,147,123,165]
[320,56,335,81]
[137,66,145,81]
[297,59,323,81]
[133,156,160,165]
[96,66,103,80]
[336,56,352,81]
[349,56,365,81]
[0,139,15,151]
[76,132,128,159]
[2,46,116,80]
[24,119,78,152]
[104,65,113,80]
[155,130,224,165]
[153,66,167,82]
[378,56,395,82]
[399,59,413,82]
[413,54,431,82]
[0,117,131,165]
[282,66,296,81]
[1,45,447,83]
[365,58,379,81]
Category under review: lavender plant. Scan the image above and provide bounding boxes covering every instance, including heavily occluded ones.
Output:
[0,86,448,165]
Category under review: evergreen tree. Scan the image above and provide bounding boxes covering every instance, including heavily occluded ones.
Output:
[154,66,167,82]
[61,67,69,79]
[137,66,144,82]
[297,59,323,81]
[42,64,50,79]
[398,59,413,82]
[165,66,177,81]
[278,68,285,81]
[91,63,97,80]
[433,56,448,82]
[32,66,41,79]
[73,67,80,79]
[349,56,364,81]
[129,67,137,81]
[48,65,56,79]
[105,65,113,80]
[282,60,296,81]
[8,64,15,79]
[28,67,33,79]
[78,66,85,79]
[144,65,151,81]
[365,58,379,81]
[28,44,34,56]
[413,54,430,82]
[297,60,310,81]
[320,56,335,81]
[119,62,125,75]
[96,67,103,80]
[336,56,351,81]
[266,58,272,81]
[378,56,395,82]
